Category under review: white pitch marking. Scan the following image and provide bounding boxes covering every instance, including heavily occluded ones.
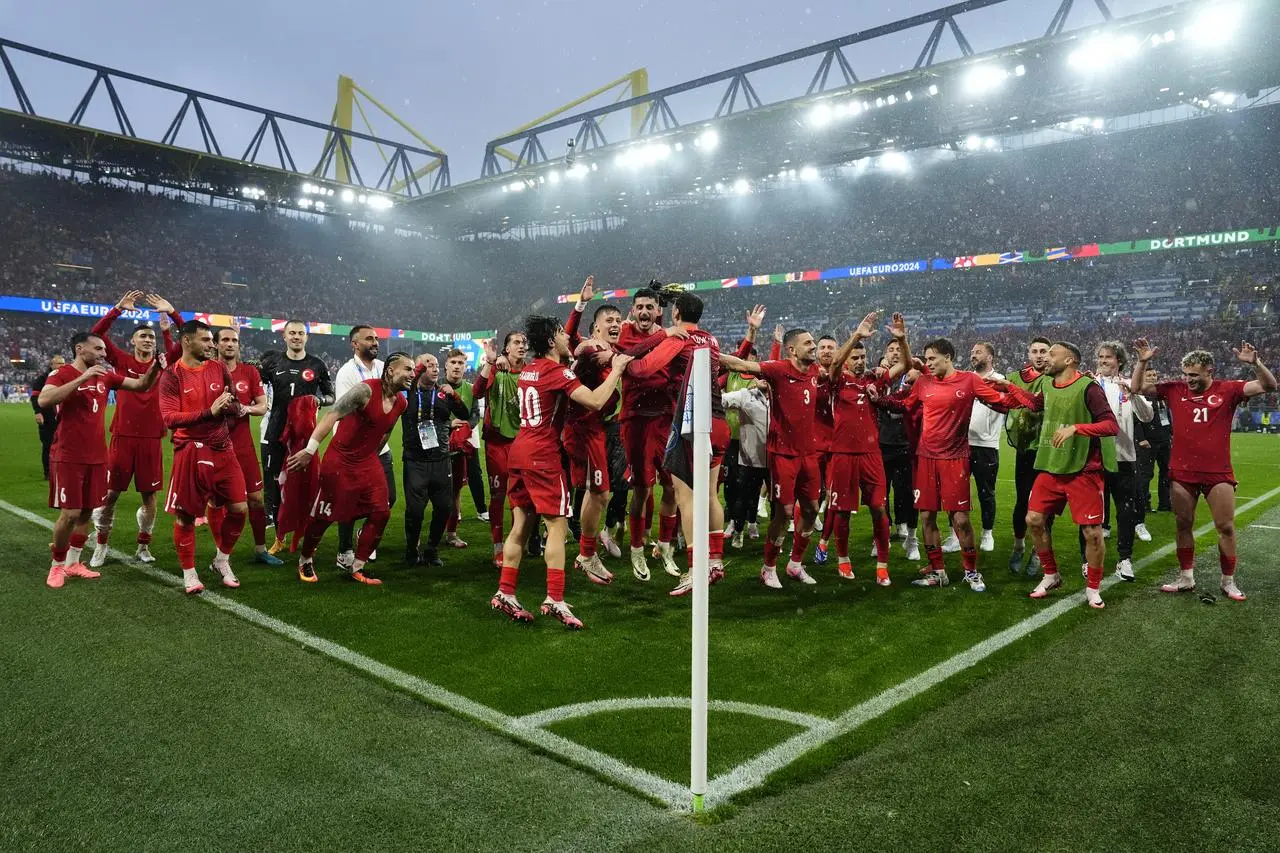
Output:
[518,696,828,730]
[703,484,1280,808]
[1250,523,1280,530]
[0,499,689,810]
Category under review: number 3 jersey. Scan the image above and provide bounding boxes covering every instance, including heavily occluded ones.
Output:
[508,357,583,471]
[1154,379,1247,478]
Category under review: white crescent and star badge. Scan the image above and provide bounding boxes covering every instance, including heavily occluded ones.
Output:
[301,368,316,382]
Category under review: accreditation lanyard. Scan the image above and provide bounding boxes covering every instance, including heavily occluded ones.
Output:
[416,388,439,450]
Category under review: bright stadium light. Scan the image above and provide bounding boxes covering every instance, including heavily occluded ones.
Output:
[341,188,355,203]
[508,181,524,193]
[808,103,834,127]
[699,128,719,150]
[567,163,589,179]
[880,151,910,172]
[799,165,819,181]
[674,141,684,152]
[314,201,326,212]
[963,64,1008,94]
[1014,64,1027,76]
[733,178,750,194]
[903,90,913,101]
[966,134,983,150]
[1091,118,1104,130]
[367,195,393,210]
[302,182,314,194]
[547,170,562,185]
[1069,33,1141,70]
[1189,3,1242,45]
[1210,91,1238,105]
[928,84,939,96]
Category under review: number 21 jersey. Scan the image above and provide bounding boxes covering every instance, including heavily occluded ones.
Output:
[1155,379,1246,478]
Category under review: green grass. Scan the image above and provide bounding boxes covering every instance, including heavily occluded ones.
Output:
[2,404,1278,850]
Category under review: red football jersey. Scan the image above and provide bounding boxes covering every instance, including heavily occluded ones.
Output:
[158,359,237,450]
[617,323,672,419]
[902,370,1017,459]
[813,365,834,453]
[758,359,820,458]
[565,340,617,432]
[830,369,890,454]
[1156,379,1247,476]
[46,364,124,464]
[509,357,582,470]
[227,361,265,452]
[329,378,406,466]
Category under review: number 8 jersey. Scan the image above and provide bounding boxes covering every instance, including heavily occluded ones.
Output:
[508,357,583,471]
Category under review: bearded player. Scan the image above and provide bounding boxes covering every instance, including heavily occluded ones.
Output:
[491,315,630,629]
[39,332,162,588]
[1005,337,1052,575]
[159,321,249,595]
[1131,340,1276,601]
[473,331,527,565]
[88,289,184,566]
[204,327,282,566]
[287,353,419,585]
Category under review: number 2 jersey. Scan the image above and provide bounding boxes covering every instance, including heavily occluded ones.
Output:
[1154,379,1247,479]
[509,357,583,471]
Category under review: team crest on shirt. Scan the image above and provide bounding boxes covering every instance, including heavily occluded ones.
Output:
[235,381,250,394]
[562,369,576,381]
[209,382,222,392]
[1207,394,1223,407]
[302,368,316,382]
[955,389,967,398]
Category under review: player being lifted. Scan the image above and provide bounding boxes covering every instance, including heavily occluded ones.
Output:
[490,315,630,628]
[996,342,1120,609]
[879,335,1030,592]
[88,290,184,566]
[1130,340,1276,601]
[39,332,162,588]
[625,292,731,596]
[287,353,420,585]
[158,321,249,594]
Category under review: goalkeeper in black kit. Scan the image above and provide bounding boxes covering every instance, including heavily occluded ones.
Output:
[258,320,334,550]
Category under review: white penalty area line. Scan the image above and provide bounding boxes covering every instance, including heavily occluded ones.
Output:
[0,499,689,810]
[702,483,1280,809]
[1250,523,1280,530]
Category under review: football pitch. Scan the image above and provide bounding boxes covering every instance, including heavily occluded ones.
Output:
[2,404,1279,852]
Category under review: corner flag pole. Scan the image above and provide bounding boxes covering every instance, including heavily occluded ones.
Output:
[690,346,711,812]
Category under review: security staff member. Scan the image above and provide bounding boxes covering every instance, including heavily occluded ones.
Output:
[403,353,470,566]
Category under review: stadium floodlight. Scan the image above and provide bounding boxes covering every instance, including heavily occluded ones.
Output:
[714,181,725,192]
[904,90,913,102]
[808,103,834,127]
[1014,64,1027,77]
[341,188,355,203]
[1210,91,1238,106]
[302,182,314,194]
[875,97,886,108]
[567,163,589,180]
[507,181,524,193]
[733,178,750,194]
[966,134,983,150]
[297,198,312,208]
[547,170,562,185]
[887,94,898,106]
[928,84,939,96]
[699,128,720,151]
[1069,33,1141,70]
[314,201,326,212]
[799,165,819,182]
[1188,3,1242,45]
[880,151,910,172]
[1091,118,1104,130]
[964,64,1008,94]
[675,141,685,152]
[984,137,999,150]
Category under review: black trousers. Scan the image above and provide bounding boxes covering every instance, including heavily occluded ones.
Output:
[1012,449,1038,539]
[1079,461,1137,562]
[732,465,768,531]
[970,446,999,531]
[722,439,742,524]
[38,423,56,479]
[1137,440,1171,512]
[604,421,630,530]
[263,442,282,525]
[880,445,917,529]
[466,453,487,514]
[404,456,454,556]
[339,454,396,552]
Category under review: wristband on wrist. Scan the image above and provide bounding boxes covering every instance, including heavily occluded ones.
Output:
[305,438,320,454]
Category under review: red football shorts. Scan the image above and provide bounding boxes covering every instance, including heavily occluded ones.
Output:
[827,452,888,511]
[1029,470,1106,525]
[507,465,574,518]
[768,453,821,508]
[623,413,672,488]
[451,454,468,488]
[1171,470,1238,498]
[232,434,265,494]
[164,442,247,518]
[311,455,388,524]
[49,461,108,511]
[106,434,164,493]
[565,423,611,494]
[913,456,971,512]
[485,438,512,494]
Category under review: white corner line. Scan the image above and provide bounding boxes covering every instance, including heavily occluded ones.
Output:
[0,499,691,811]
[518,696,829,730]
[702,484,1280,808]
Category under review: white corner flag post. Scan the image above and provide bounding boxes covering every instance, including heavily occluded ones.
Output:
[690,346,712,812]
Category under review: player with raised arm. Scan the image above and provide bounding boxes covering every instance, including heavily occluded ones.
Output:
[936,341,1005,555]
[625,292,731,596]
[88,290,184,567]
[39,332,162,588]
[808,334,838,564]
[473,331,527,566]
[158,321,248,594]
[879,336,1030,592]
[258,320,335,551]
[563,284,627,584]
[491,316,631,628]
[824,312,905,585]
[1130,340,1277,600]
[1000,342,1120,609]
[1006,337,1052,575]
[205,327,281,566]
[720,328,823,588]
[287,353,420,585]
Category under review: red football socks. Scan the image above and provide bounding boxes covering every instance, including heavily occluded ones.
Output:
[834,513,851,560]
[1038,549,1059,575]
[1176,547,1195,572]
[218,510,246,555]
[248,506,268,548]
[1085,564,1104,590]
[789,530,811,564]
[927,547,946,571]
[499,565,519,596]
[579,534,596,560]
[658,513,679,545]
[546,567,565,602]
[872,514,891,564]
[629,514,645,549]
[173,521,196,571]
[206,504,227,543]
[1219,550,1237,576]
[763,539,781,568]
[961,548,977,573]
